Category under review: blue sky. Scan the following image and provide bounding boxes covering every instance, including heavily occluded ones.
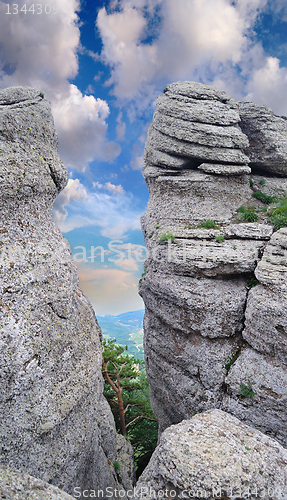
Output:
[1,0,287,314]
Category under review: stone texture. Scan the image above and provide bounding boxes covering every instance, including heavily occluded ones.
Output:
[142,272,248,338]
[140,80,287,447]
[144,311,244,433]
[239,101,287,175]
[156,93,240,126]
[241,229,287,366]
[223,348,287,444]
[152,110,249,149]
[255,228,287,291]
[0,87,120,497]
[146,238,265,278]
[116,435,136,491]
[164,81,237,103]
[142,170,252,234]
[0,464,76,500]
[223,223,273,239]
[198,163,251,175]
[145,82,250,171]
[145,126,250,166]
[136,410,287,500]
[243,286,287,365]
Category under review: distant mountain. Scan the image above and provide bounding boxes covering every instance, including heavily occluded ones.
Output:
[97,309,145,360]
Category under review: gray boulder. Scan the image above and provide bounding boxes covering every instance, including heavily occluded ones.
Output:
[136,410,287,500]
[145,81,250,169]
[0,464,76,500]
[239,101,287,175]
[0,87,120,496]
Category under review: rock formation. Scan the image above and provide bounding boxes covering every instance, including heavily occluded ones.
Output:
[137,409,287,499]
[140,81,287,446]
[0,464,76,499]
[0,87,121,496]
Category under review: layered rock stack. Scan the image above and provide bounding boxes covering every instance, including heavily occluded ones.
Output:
[140,81,287,446]
[0,87,120,496]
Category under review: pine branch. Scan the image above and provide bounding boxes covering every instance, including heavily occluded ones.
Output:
[126,415,157,429]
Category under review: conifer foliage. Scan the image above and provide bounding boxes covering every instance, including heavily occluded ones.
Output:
[102,338,158,475]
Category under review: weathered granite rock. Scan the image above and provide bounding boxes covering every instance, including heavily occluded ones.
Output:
[243,286,287,365]
[152,110,249,149]
[164,81,237,103]
[140,81,287,447]
[142,170,252,233]
[157,93,240,126]
[198,163,251,175]
[255,228,287,291]
[0,464,76,500]
[116,435,136,491]
[136,410,287,500]
[222,348,287,443]
[146,237,265,277]
[144,311,244,433]
[239,101,287,175]
[145,82,250,169]
[241,229,287,366]
[0,88,120,496]
[145,126,250,166]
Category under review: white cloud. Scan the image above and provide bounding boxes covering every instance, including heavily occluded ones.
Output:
[130,153,144,171]
[0,0,120,172]
[115,258,139,271]
[96,0,287,118]
[130,143,144,170]
[92,181,125,195]
[53,179,87,223]
[104,182,125,195]
[96,0,252,104]
[0,0,80,88]
[52,84,121,171]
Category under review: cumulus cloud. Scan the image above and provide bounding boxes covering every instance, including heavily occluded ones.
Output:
[105,182,125,195]
[0,0,80,88]
[92,181,125,195]
[96,0,287,116]
[52,84,121,171]
[0,0,120,171]
[96,0,251,103]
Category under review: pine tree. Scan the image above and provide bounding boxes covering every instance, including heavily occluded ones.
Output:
[102,338,158,474]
